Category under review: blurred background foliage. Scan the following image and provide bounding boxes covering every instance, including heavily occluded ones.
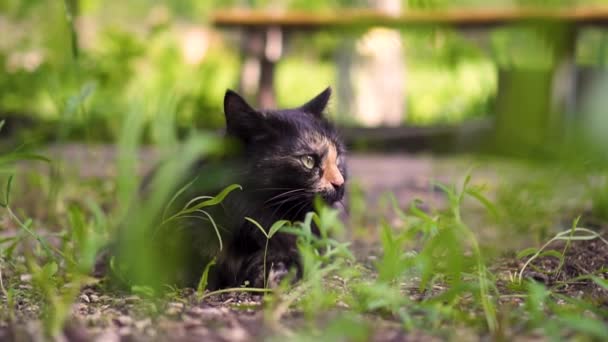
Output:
[1,0,608,142]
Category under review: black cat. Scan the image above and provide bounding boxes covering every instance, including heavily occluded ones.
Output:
[100,87,347,290]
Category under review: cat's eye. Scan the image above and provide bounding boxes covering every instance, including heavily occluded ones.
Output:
[300,155,315,169]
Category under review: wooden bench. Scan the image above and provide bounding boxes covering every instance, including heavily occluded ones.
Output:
[212,7,608,152]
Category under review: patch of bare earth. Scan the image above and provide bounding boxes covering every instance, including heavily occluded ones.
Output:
[2,144,607,340]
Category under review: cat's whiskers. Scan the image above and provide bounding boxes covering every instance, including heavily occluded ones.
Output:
[267,192,313,221]
[263,188,307,205]
[281,191,317,219]
[290,201,312,222]
[252,187,299,192]
[264,192,308,211]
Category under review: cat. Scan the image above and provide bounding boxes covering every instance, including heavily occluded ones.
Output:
[100,87,347,290]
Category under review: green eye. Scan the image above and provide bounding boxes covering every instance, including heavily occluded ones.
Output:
[301,155,315,169]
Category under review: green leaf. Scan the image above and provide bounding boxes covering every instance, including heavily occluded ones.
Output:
[0,236,16,245]
[196,210,223,251]
[388,193,408,220]
[591,276,608,290]
[197,257,217,298]
[131,285,155,298]
[268,220,290,238]
[0,120,4,132]
[4,237,20,259]
[536,249,564,261]
[68,205,87,247]
[245,217,268,239]
[163,176,199,220]
[516,247,539,259]
[432,181,458,205]
[42,262,58,279]
[0,175,13,207]
[409,199,433,223]
[0,153,51,166]
[86,199,108,234]
[187,184,242,211]
[466,187,499,219]
[557,314,608,339]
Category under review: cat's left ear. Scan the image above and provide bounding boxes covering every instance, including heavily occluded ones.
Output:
[299,87,331,118]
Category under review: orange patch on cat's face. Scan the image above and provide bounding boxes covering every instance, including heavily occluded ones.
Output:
[318,144,344,191]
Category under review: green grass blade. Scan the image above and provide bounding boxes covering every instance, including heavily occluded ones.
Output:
[245,217,269,239]
[163,176,199,221]
[197,257,217,299]
[196,210,223,251]
[186,184,242,211]
[0,175,13,207]
[0,153,51,166]
[268,220,290,238]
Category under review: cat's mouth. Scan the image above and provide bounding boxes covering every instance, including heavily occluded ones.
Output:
[320,186,345,205]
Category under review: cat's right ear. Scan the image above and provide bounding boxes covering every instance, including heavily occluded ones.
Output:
[224,90,267,142]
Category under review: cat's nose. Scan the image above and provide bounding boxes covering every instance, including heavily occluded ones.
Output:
[324,165,344,190]
[330,174,344,189]
[331,179,344,190]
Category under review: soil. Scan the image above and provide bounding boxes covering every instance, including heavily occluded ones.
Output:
[1,144,607,341]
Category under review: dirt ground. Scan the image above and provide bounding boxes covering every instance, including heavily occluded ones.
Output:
[1,144,607,341]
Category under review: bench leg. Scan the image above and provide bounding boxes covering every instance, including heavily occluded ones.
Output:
[238,27,282,108]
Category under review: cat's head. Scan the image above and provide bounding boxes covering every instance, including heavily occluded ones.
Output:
[223,88,346,207]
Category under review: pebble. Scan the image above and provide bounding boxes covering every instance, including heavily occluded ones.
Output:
[186,306,205,317]
[124,295,141,303]
[114,315,133,327]
[93,329,120,342]
[183,316,201,329]
[117,326,132,336]
[98,295,111,302]
[79,294,90,303]
[134,318,151,330]
[166,302,184,316]
[219,324,249,342]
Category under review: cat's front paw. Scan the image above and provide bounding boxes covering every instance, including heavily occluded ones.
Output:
[251,261,288,288]
[266,261,289,288]
[249,258,299,289]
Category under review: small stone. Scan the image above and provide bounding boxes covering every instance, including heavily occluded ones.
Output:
[190,327,209,337]
[117,326,132,336]
[124,295,141,303]
[89,294,100,303]
[79,294,90,303]
[20,274,32,282]
[187,306,204,317]
[134,318,151,330]
[98,295,111,302]
[200,307,227,320]
[219,324,249,342]
[166,302,184,316]
[114,315,133,327]
[93,329,121,342]
[183,316,201,329]
[73,303,88,314]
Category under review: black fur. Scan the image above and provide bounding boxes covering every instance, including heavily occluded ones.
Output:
[103,87,347,290]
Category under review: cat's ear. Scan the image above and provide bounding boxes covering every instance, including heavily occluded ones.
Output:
[299,87,331,118]
[224,89,268,141]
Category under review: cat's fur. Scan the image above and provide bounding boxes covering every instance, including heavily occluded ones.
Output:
[102,87,347,290]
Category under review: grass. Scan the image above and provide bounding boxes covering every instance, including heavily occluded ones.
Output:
[2,3,608,334]
[2,111,608,340]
